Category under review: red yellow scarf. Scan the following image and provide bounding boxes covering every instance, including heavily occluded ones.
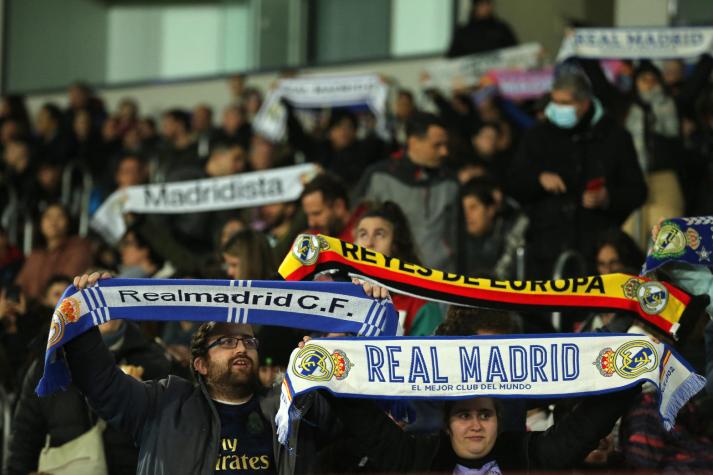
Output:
[279,234,709,339]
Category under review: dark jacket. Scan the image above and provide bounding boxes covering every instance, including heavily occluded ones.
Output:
[7,322,174,475]
[446,17,518,58]
[330,387,639,473]
[355,156,459,271]
[507,105,647,277]
[285,107,387,184]
[64,327,330,475]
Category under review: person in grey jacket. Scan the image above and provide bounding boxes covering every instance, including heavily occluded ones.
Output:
[64,272,335,475]
[355,113,459,272]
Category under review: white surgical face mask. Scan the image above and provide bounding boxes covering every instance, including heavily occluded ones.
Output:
[544,102,578,129]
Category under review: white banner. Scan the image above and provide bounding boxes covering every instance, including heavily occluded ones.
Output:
[91,163,317,244]
[424,42,542,91]
[557,27,713,61]
[276,334,706,443]
[253,74,390,142]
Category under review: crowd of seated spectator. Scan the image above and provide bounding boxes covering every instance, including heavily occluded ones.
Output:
[1,1,713,472]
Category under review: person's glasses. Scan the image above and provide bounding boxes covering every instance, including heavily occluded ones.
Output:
[206,335,259,351]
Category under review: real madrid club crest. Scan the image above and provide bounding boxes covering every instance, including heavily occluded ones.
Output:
[622,278,668,315]
[595,340,658,379]
[47,296,82,349]
[293,344,353,382]
[292,234,329,266]
[651,222,700,259]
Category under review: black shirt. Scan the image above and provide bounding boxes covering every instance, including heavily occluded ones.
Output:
[213,397,276,474]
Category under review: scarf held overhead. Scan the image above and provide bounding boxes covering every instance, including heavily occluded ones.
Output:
[276,335,706,444]
[424,42,542,91]
[642,216,713,274]
[279,234,708,339]
[557,27,713,61]
[253,74,389,142]
[91,163,317,244]
[36,278,397,397]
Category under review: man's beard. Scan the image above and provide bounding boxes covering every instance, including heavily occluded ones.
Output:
[205,354,260,401]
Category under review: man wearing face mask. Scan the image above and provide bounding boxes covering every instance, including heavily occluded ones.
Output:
[507,69,646,278]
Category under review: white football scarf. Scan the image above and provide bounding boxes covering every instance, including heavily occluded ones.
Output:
[276,334,705,444]
[36,278,397,396]
[253,74,389,142]
[557,27,713,61]
[91,163,317,244]
[424,43,542,91]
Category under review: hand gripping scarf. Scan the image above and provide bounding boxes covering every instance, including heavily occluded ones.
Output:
[279,235,709,339]
[276,334,706,444]
[642,216,713,274]
[36,278,397,396]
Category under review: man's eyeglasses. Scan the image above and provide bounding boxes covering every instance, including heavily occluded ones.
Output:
[206,335,259,351]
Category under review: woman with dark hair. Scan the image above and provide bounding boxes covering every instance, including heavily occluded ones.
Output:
[221,228,277,281]
[594,228,645,275]
[15,203,91,300]
[327,386,638,474]
[354,201,443,335]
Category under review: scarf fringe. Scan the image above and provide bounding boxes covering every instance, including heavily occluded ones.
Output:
[660,373,706,430]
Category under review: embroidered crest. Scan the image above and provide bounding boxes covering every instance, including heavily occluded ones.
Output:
[594,348,616,377]
[685,227,701,250]
[292,345,353,382]
[636,281,668,315]
[612,340,658,379]
[47,296,82,349]
[651,222,686,259]
[292,235,321,266]
[622,278,643,300]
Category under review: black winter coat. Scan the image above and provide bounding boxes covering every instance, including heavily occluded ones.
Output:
[329,387,639,473]
[62,327,332,475]
[447,17,518,58]
[507,109,647,277]
[7,322,174,475]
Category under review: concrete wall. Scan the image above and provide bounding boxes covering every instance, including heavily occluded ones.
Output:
[615,0,668,26]
[391,0,453,56]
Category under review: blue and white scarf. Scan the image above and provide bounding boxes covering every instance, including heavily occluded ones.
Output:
[642,216,713,274]
[276,334,706,444]
[36,279,397,396]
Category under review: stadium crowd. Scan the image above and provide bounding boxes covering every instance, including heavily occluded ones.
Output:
[2,0,713,473]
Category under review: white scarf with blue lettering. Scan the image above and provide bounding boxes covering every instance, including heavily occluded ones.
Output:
[36,278,397,397]
[557,27,713,61]
[276,334,705,444]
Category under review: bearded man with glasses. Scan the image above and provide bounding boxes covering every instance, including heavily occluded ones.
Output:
[63,272,339,475]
